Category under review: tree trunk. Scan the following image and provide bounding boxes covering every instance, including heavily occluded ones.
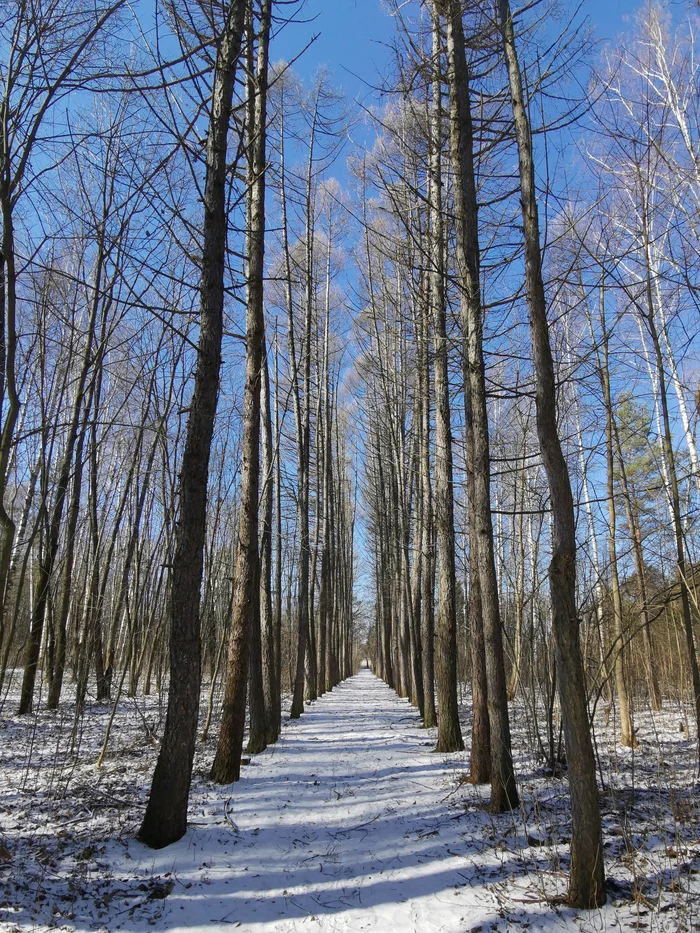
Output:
[418,301,436,728]
[442,0,514,798]
[289,93,319,721]
[46,384,90,709]
[573,378,612,707]
[639,185,700,753]
[507,443,527,701]
[498,0,605,905]
[18,241,104,715]
[210,0,271,784]
[273,327,283,736]
[597,284,635,747]
[138,0,247,846]
[260,337,278,743]
[613,410,662,711]
[430,25,463,752]
[242,6,268,759]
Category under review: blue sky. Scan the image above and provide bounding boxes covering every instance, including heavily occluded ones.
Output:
[271,0,646,107]
[266,0,667,597]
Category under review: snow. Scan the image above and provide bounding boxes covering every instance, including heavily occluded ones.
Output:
[1,669,699,932]
[141,670,506,932]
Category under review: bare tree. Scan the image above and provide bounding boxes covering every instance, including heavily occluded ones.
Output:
[438,0,515,800]
[497,0,605,906]
[211,0,272,785]
[0,0,125,643]
[139,0,247,846]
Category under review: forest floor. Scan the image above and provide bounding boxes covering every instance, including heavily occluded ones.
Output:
[0,669,699,932]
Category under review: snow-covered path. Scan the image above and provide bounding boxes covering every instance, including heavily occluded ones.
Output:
[128,670,551,932]
[4,668,697,932]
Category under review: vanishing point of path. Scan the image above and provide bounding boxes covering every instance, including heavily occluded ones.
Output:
[130,671,572,932]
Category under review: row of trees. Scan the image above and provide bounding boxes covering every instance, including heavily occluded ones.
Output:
[359,0,603,905]
[3,0,700,914]
[0,0,356,847]
[360,0,700,910]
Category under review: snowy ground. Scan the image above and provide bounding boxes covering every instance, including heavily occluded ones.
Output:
[1,669,699,932]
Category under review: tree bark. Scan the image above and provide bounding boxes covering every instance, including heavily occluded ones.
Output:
[597,284,635,747]
[612,414,661,712]
[260,337,278,743]
[419,302,436,728]
[241,5,268,759]
[441,0,514,799]
[272,327,283,736]
[289,90,319,721]
[138,0,247,846]
[638,184,700,753]
[497,0,605,905]
[430,22,463,751]
[210,0,272,784]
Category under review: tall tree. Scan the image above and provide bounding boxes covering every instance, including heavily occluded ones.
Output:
[439,0,514,801]
[211,0,272,784]
[240,3,269,759]
[594,283,635,747]
[260,337,278,743]
[497,0,605,906]
[429,9,462,754]
[0,0,124,645]
[138,0,247,846]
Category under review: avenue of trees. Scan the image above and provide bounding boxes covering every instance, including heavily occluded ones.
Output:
[2,0,700,912]
[358,0,700,907]
[1,0,356,843]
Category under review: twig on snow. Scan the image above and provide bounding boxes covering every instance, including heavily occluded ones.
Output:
[223,798,239,834]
